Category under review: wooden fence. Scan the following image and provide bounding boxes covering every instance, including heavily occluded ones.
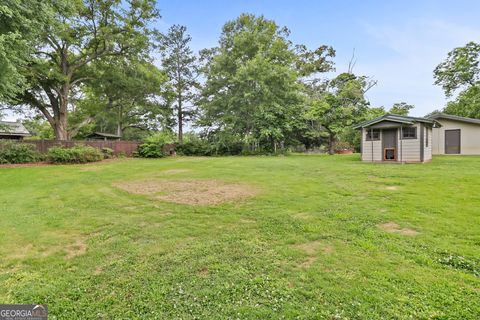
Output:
[20,140,141,156]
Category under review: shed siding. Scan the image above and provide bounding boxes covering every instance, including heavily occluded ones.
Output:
[361,128,382,161]
[398,123,421,162]
[423,126,432,161]
[432,119,480,155]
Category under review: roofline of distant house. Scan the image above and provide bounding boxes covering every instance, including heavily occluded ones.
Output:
[426,112,480,125]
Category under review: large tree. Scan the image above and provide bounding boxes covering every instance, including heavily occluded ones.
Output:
[158,25,198,143]
[0,0,50,101]
[6,0,159,140]
[305,73,376,154]
[434,41,480,119]
[198,14,334,151]
[78,58,171,139]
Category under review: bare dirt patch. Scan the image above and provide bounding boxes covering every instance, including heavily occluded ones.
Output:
[294,240,323,255]
[198,267,209,277]
[159,169,192,175]
[299,256,317,268]
[293,240,333,268]
[65,239,87,259]
[378,222,419,236]
[0,162,50,169]
[385,186,399,191]
[113,179,258,205]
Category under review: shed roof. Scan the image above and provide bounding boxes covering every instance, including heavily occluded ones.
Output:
[353,114,435,129]
[426,113,480,125]
[87,132,121,138]
[0,121,31,136]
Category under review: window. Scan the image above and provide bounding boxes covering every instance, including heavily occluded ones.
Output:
[366,129,380,141]
[401,127,417,139]
[426,128,429,147]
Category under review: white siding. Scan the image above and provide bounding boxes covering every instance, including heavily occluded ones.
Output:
[398,123,421,162]
[361,128,382,161]
[432,119,480,155]
[424,126,432,161]
[360,124,430,162]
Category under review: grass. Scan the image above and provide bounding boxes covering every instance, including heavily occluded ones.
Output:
[0,155,479,319]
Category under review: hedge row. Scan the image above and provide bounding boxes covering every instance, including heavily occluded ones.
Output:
[0,141,113,164]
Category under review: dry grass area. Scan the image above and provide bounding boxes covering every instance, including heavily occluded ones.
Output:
[378,222,419,236]
[113,179,258,205]
[385,185,399,191]
[293,240,334,268]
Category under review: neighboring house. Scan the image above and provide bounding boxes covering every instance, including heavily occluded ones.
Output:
[86,132,121,141]
[354,114,435,163]
[427,113,480,155]
[0,120,31,140]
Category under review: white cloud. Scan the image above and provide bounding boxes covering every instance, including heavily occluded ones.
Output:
[355,18,480,116]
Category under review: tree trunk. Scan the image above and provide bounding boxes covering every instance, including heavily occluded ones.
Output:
[116,104,123,138]
[55,86,69,140]
[328,133,335,155]
[177,95,183,143]
[54,115,68,140]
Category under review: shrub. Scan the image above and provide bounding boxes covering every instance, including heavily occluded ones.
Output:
[176,139,213,156]
[137,142,165,158]
[101,147,114,159]
[0,141,41,164]
[47,145,103,164]
[333,141,353,153]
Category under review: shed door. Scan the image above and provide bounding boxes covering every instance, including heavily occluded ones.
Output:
[445,129,461,154]
[382,129,397,160]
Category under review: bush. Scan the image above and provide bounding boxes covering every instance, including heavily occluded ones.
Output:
[137,142,165,158]
[176,139,213,156]
[47,145,103,164]
[0,141,41,164]
[101,147,114,159]
[333,141,354,153]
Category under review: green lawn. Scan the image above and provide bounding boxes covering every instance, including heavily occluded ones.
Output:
[1,155,479,319]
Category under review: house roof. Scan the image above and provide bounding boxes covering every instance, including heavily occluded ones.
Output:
[87,132,121,138]
[0,121,31,137]
[426,113,480,125]
[353,114,435,129]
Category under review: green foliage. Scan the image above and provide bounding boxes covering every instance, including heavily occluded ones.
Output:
[5,0,161,139]
[176,140,213,156]
[434,42,480,119]
[145,131,176,145]
[389,102,414,116]
[0,140,41,164]
[434,41,480,97]
[159,25,199,143]
[22,116,54,139]
[47,145,103,164]
[101,148,114,159]
[443,84,480,119]
[305,73,376,153]
[137,131,177,158]
[137,142,166,158]
[0,0,51,101]
[79,58,171,139]
[198,14,334,152]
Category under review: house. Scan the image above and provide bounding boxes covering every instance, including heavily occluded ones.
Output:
[0,120,31,140]
[86,132,121,141]
[354,114,436,163]
[427,113,480,155]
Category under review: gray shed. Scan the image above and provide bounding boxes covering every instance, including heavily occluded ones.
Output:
[354,115,437,163]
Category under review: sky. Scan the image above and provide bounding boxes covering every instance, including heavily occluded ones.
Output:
[154,0,480,117]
